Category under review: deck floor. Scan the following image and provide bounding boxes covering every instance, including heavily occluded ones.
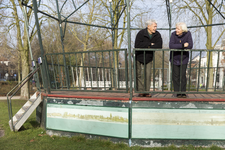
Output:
[41,90,225,101]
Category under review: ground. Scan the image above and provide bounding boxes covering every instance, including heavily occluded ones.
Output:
[0,128,4,138]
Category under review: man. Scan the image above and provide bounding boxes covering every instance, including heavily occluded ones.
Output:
[135,19,163,97]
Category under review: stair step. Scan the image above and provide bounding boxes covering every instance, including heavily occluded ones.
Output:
[15,113,24,121]
[22,105,30,112]
[29,98,36,103]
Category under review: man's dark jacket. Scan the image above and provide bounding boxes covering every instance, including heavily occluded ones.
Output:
[135,28,163,64]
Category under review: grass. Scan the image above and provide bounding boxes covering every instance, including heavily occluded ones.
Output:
[0,100,224,150]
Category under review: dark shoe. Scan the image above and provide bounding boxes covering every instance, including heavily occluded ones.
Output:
[177,94,182,98]
[145,94,152,97]
[138,93,145,97]
[182,94,187,98]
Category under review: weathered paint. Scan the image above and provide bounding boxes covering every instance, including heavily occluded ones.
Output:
[36,97,225,147]
[46,103,129,138]
[132,108,225,139]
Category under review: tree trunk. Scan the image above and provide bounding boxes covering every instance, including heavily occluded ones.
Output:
[18,54,21,83]
[205,1,213,90]
[20,48,30,99]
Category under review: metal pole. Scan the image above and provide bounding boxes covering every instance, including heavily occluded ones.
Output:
[55,0,70,89]
[32,0,49,93]
[168,0,172,91]
[110,1,115,48]
[126,0,133,146]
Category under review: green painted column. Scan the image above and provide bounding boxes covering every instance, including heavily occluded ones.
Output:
[32,0,50,93]
[55,0,70,89]
[126,0,133,147]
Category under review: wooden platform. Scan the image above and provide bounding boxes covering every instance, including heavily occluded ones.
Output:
[41,91,225,101]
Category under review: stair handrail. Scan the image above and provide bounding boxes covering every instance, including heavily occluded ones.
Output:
[7,67,40,132]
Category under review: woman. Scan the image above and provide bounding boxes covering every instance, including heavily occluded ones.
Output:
[169,22,193,98]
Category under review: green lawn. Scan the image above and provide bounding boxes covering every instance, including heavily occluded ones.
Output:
[0,100,223,150]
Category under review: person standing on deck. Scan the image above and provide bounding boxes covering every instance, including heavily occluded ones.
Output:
[169,22,193,98]
[135,19,163,97]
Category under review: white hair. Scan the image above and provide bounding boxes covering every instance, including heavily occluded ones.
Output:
[146,19,157,27]
[176,22,188,32]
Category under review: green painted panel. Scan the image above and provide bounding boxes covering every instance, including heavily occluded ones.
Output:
[47,118,128,138]
[132,108,225,139]
[46,104,129,138]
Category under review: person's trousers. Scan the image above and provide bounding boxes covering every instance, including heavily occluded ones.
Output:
[172,64,187,92]
[136,60,152,92]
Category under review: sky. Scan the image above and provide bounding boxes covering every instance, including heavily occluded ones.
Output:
[3,0,225,55]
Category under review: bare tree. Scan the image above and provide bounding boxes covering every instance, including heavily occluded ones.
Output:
[171,0,225,89]
[0,0,47,99]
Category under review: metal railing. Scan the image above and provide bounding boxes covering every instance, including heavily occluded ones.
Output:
[45,49,128,93]
[7,67,40,131]
[39,48,225,95]
[133,48,225,94]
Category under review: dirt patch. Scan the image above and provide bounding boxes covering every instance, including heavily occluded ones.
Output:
[0,129,5,138]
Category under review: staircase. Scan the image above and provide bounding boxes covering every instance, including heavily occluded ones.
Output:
[9,92,42,131]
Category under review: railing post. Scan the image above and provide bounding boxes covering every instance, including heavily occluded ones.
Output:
[214,50,220,91]
[126,0,133,146]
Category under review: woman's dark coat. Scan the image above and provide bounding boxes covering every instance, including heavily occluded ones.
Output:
[169,31,193,65]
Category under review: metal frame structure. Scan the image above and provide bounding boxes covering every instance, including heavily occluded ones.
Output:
[20,0,225,95]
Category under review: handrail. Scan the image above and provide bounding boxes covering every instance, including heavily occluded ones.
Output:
[7,67,40,132]
[45,48,127,55]
[134,48,225,52]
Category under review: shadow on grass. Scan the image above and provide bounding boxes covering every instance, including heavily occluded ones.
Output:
[29,120,40,128]
[19,120,40,131]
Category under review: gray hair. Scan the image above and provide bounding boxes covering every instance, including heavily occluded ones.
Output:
[146,19,157,27]
[176,22,188,32]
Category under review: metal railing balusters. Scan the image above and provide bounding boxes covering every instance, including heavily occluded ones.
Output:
[117,51,120,89]
[81,53,86,89]
[95,52,99,90]
[109,51,113,90]
[142,51,145,91]
[206,51,211,91]
[179,51,183,93]
[214,51,220,91]
[75,53,80,90]
[102,52,106,91]
[88,52,93,89]
[162,51,164,91]
[51,55,57,89]
[188,51,192,92]
[125,50,128,92]
[57,55,63,89]
[134,51,137,92]
[171,51,174,92]
[197,51,202,91]
[153,51,155,91]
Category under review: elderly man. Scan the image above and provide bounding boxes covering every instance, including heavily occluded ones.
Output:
[135,19,163,97]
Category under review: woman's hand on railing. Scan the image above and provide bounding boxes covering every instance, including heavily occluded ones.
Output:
[184,42,189,48]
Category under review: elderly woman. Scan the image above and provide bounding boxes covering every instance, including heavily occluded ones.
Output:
[169,22,193,98]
